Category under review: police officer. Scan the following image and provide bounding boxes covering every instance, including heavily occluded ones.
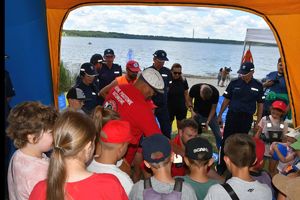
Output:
[76,62,100,115]
[148,50,172,138]
[98,49,122,104]
[216,62,265,175]
[90,53,104,88]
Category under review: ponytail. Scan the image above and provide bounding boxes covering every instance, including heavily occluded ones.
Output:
[46,111,96,200]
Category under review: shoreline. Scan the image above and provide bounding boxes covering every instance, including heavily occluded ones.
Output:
[184,74,227,95]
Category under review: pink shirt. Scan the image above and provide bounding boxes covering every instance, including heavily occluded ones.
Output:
[7,149,49,200]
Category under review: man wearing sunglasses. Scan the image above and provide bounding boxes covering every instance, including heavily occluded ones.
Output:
[148,50,172,139]
[216,62,264,175]
[98,49,122,104]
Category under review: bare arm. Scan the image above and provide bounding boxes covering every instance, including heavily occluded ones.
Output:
[262,80,274,88]
[99,80,118,98]
[187,95,197,117]
[273,144,295,163]
[254,126,263,138]
[207,104,217,124]
[253,103,263,133]
[171,141,185,157]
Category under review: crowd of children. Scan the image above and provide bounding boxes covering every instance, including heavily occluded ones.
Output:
[5,52,300,199]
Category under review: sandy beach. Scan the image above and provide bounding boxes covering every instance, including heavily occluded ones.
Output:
[184,74,227,95]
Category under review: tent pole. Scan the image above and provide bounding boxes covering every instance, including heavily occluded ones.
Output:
[240,40,247,65]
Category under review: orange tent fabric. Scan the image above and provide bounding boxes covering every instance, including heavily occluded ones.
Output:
[242,49,254,64]
[45,0,300,128]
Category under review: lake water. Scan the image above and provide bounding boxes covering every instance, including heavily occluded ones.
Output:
[61,36,280,79]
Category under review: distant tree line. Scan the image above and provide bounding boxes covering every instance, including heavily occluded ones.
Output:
[62,30,276,47]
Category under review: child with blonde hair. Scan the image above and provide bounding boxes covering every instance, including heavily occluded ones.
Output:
[6,101,58,200]
[29,111,128,200]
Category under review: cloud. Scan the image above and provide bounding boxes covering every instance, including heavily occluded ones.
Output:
[63,6,269,40]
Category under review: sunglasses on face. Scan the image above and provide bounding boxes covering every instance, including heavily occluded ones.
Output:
[173,72,182,75]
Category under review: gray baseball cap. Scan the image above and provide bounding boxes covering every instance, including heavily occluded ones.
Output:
[66,87,90,101]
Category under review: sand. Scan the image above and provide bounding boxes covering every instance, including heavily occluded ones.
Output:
[184,74,228,95]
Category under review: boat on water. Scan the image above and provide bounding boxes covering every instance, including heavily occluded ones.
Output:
[88,42,92,45]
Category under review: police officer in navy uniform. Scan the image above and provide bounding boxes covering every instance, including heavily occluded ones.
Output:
[90,53,105,89]
[148,50,172,138]
[216,62,265,175]
[98,49,122,104]
[76,62,101,115]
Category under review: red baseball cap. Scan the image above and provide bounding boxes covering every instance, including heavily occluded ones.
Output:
[126,60,141,73]
[272,100,287,112]
[253,137,265,169]
[100,120,133,143]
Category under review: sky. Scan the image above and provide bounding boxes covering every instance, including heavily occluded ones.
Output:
[63,6,270,41]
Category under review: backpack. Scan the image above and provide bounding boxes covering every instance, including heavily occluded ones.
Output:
[143,177,184,200]
[260,116,284,143]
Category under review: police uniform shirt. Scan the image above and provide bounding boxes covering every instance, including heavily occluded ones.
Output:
[98,63,122,90]
[149,65,172,107]
[223,77,264,115]
[76,81,100,114]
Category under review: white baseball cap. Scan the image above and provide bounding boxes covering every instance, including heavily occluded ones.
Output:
[141,68,164,93]
[286,129,300,139]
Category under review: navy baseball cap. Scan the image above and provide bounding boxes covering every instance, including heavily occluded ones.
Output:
[142,134,171,163]
[80,62,98,76]
[104,49,115,56]
[153,50,169,61]
[237,62,255,75]
[90,54,104,64]
[185,137,213,161]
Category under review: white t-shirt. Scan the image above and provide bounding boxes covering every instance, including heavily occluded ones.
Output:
[204,177,272,200]
[7,149,49,200]
[87,159,133,195]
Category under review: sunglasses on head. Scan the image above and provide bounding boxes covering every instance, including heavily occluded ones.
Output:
[173,72,182,75]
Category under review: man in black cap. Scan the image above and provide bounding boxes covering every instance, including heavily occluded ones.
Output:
[216,62,264,175]
[90,53,104,88]
[98,48,122,104]
[75,62,101,115]
[148,50,172,139]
